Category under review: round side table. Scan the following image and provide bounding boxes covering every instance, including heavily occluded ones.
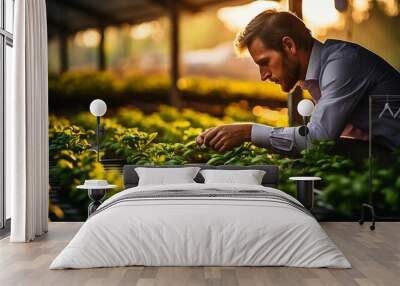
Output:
[77,182,116,217]
[289,177,321,210]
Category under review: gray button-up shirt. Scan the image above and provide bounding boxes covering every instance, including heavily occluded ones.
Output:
[251,39,400,153]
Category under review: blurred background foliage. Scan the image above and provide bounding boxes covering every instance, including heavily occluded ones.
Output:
[49,71,292,110]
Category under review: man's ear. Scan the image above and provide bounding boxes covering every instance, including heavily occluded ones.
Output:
[282,36,297,56]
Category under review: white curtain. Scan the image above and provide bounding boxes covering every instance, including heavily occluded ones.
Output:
[8,0,49,242]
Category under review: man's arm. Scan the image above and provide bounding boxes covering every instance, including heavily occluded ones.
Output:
[251,124,309,154]
[196,123,252,153]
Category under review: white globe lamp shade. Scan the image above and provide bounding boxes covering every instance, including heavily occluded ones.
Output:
[297,99,315,117]
[90,99,107,117]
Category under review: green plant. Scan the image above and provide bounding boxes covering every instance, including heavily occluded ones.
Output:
[49,115,94,161]
[49,107,400,220]
[50,71,118,99]
[49,119,122,220]
[103,127,158,162]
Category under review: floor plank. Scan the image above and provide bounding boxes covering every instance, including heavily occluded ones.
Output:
[0,222,399,286]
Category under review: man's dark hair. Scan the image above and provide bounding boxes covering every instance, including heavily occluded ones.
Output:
[234,10,313,55]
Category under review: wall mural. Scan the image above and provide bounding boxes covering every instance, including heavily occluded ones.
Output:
[47,1,400,223]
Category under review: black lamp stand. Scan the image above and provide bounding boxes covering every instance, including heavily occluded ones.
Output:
[88,189,106,216]
[96,116,100,162]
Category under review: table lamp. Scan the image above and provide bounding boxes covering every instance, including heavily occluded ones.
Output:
[297,99,315,151]
[89,99,107,162]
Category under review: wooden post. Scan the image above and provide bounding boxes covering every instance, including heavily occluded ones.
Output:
[98,26,106,71]
[59,32,68,73]
[288,0,303,126]
[288,0,302,18]
[169,0,181,107]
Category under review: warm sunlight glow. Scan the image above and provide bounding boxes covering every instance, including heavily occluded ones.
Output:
[74,29,101,48]
[218,0,344,37]
[377,0,399,17]
[252,105,289,126]
[130,21,162,40]
[302,0,344,36]
[106,26,119,44]
[218,0,399,39]
[352,0,373,23]
[217,0,282,32]
[252,105,265,116]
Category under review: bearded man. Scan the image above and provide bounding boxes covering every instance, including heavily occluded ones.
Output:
[196,10,400,161]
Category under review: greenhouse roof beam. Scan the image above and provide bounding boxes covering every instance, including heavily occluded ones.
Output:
[48,0,119,25]
[47,16,70,33]
[46,0,259,38]
[150,0,200,13]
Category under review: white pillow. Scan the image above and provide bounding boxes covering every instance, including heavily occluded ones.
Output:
[200,169,266,185]
[135,167,201,186]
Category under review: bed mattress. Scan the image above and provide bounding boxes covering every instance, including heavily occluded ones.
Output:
[50,183,351,269]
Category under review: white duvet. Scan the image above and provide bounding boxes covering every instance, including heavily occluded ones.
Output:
[50,183,351,269]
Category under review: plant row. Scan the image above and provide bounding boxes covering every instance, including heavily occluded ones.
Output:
[49,106,400,221]
[49,71,290,106]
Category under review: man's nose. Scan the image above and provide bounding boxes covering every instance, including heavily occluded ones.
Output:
[260,68,271,81]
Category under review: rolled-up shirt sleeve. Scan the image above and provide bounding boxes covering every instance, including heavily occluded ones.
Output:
[251,123,310,154]
[251,124,273,148]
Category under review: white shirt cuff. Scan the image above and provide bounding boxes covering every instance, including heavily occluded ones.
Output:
[251,124,273,148]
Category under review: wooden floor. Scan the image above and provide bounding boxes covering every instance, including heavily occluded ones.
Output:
[0,222,399,286]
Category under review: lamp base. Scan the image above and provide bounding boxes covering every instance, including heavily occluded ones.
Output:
[296,180,314,210]
[87,189,106,216]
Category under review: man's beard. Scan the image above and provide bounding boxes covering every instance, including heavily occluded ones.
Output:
[280,53,300,92]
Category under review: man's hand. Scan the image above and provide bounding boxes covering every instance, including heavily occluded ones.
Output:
[196,124,252,153]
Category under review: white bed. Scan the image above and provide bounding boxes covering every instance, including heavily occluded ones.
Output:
[50,183,351,269]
